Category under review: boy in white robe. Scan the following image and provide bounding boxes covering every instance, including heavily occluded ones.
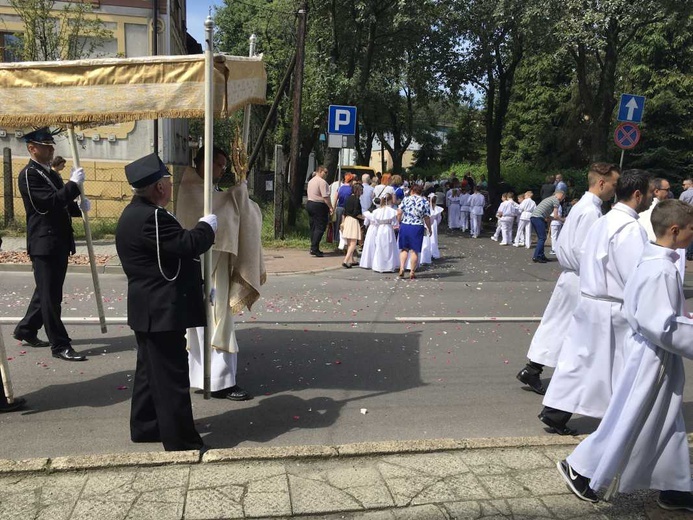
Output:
[513,191,536,248]
[517,165,619,394]
[490,194,507,241]
[498,193,516,245]
[513,193,524,240]
[539,170,654,435]
[548,204,564,255]
[558,199,693,512]
[469,186,485,238]
[459,189,471,232]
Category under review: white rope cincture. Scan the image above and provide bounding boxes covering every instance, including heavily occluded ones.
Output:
[154,208,181,282]
[25,165,58,216]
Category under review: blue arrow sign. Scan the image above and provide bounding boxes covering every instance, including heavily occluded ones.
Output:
[328,105,357,135]
[617,94,645,123]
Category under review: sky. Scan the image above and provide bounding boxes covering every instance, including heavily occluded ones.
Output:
[187,0,225,45]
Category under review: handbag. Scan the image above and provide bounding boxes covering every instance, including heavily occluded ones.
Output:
[326,223,334,243]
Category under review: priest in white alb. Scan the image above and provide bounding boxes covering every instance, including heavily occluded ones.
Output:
[176,146,266,400]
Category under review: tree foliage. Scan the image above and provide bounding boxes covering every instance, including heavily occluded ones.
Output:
[9,0,110,61]
[212,0,692,230]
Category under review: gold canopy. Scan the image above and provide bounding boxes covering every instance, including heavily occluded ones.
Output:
[0,54,266,126]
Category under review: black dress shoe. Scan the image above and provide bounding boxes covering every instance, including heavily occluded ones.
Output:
[0,397,26,413]
[516,367,546,395]
[538,413,577,436]
[311,251,324,257]
[211,385,252,401]
[13,333,50,348]
[532,257,547,264]
[52,347,87,362]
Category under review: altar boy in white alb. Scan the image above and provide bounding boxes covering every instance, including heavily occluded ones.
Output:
[517,164,620,395]
[557,199,693,513]
[539,170,653,435]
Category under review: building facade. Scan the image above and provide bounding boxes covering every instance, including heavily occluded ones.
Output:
[0,0,198,220]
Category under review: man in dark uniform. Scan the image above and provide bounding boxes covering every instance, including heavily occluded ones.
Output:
[13,127,89,361]
[115,153,217,451]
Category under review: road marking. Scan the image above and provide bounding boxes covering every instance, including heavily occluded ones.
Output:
[396,316,541,323]
[0,317,128,325]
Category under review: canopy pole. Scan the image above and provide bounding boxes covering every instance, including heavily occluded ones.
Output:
[0,325,15,404]
[202,15,215,400]
[66,125,107,334]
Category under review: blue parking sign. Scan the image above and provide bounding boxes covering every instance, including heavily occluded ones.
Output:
[328,105,357,135]
[617,94,645,123]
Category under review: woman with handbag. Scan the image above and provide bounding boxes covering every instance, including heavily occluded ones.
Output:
[341,183,364,268]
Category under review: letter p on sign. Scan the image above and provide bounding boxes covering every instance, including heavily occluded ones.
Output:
[328,105,357,136]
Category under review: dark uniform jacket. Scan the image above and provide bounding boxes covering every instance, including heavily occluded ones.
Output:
[17,160,81,256]
[115,196,215,333]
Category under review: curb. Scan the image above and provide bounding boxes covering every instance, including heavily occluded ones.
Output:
[0,263,345,276]
[271,264,344,276]
[0,435,589,475]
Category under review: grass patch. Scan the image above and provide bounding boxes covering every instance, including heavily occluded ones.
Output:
[260,202,313,250]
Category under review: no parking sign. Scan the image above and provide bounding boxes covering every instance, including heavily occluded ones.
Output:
[614,122,641,150]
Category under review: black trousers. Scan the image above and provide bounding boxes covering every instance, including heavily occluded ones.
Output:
[15,253,71,352]
[541,406,572,427]
[131,330,203,451]
[305,201,329,253]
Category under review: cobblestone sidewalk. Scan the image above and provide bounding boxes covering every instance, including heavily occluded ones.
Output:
[0,439,686,520]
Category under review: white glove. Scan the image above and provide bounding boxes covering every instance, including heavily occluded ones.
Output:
[69,167,85,184]
[79,196,91,213]
[199,214,218,233]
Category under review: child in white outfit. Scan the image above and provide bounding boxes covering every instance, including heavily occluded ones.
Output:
[491,194,507,241]
[514,191,536,248]
[549,204,564,255]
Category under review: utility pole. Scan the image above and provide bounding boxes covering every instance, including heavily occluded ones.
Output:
[288,1,307,218]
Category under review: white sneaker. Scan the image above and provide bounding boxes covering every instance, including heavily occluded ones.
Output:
[490,236,498,241]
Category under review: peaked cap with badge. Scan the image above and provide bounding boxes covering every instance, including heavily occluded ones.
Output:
[23,127,62,145]
[125,153,171,188]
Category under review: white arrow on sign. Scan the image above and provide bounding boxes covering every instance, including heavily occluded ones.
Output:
[625,97,639,120]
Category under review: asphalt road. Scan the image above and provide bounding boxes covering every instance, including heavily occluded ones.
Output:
[1,229,692,460]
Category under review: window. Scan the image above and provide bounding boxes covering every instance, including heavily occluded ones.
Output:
[0,32,21,62]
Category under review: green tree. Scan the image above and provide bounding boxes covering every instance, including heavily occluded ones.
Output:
[439,0,546,194]
[552,0,685,162]
[9,0,110,61]
[214,0,442,225]
[619,15,693,179]
[439,103,485,166]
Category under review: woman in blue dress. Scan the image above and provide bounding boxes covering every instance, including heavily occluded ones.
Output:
[397,183,432,279]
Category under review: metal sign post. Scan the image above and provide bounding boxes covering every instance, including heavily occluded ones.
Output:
[328,105,357,182]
